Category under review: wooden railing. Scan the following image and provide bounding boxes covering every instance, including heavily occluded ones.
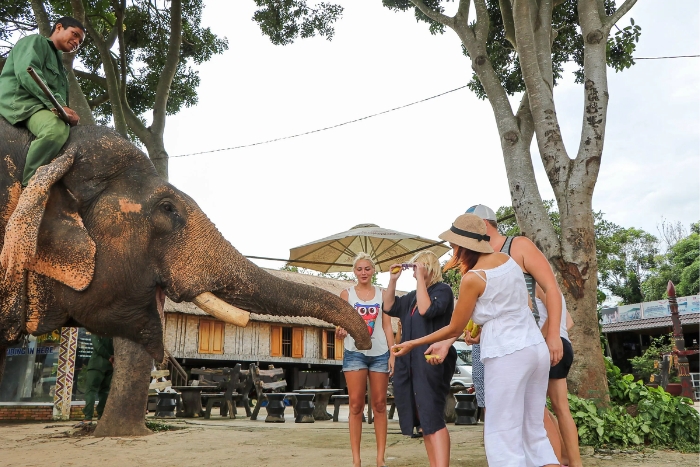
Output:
[164,348,188,387]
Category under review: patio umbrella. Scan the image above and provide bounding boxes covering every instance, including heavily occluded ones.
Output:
[288,223,450,273]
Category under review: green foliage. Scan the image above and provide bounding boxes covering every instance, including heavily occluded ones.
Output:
[441,263,461,297]
[382,1,641,99]
[253,0,344,45]
[627,334,673,383]
[0,0,229,127]
[82,0,228,125]
[597,227,658,305]
[642,231,700,300]
[571,358,699,451]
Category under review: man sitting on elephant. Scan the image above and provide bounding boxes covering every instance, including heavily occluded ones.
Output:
[0,16,84,187]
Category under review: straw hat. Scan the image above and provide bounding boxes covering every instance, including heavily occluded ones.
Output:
[438,213,494,253]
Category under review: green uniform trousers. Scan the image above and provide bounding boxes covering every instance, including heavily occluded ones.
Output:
[82,368,113,420]
[23,109,69,186]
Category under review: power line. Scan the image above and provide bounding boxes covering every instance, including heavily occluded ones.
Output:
[165,84,468,160]
[167,53,699,160]
[635,54,700,60]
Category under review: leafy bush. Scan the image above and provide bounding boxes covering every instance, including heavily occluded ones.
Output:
[571,358,699,452]
[628,333,673,383]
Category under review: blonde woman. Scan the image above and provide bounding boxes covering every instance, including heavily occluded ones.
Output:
[383,251,456,467]
[336,252,394,467]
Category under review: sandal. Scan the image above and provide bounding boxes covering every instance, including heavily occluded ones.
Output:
[73,420,93,428]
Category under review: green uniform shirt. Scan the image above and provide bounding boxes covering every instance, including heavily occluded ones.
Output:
[0,34,68,125]
[87,335,114,372]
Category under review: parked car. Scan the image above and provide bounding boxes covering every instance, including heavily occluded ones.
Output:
[450,341,473,388]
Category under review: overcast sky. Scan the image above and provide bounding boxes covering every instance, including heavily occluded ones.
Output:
[163,1,699,291]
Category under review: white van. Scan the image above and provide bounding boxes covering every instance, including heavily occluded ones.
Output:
[450,341,473,387]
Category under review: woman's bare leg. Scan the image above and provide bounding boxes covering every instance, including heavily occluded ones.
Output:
[544,407,563,463]
[368,370,389,467]
[345,369,369,467]
[423,427,451,467]
[549,379,582,467]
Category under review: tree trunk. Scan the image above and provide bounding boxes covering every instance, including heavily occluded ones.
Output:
[564,270,607,400]
[93,337,152,437]
[144,137,169,180]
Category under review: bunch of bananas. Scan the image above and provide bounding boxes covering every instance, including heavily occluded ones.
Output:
[465,319,480,338]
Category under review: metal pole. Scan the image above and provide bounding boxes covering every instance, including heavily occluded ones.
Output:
[26,67,70,123]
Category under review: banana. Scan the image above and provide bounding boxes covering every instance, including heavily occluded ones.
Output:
[390,266,402,274]
[470,324,480,338]
[464,319,480,338]
[425,354,439,360]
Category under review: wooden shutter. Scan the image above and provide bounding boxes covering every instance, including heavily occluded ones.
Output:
[270,326,282,357]
[211,321,224,354]
[198,320,212,353]
[292,327,304,358]
[321,329,328,359]
[335,334,344,360]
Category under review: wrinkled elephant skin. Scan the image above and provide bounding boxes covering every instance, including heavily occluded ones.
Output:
[0,120,371,381]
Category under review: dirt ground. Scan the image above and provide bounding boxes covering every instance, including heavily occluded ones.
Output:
[1,409,698,467]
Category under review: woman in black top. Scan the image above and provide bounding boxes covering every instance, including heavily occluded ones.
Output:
[383,250,456,467]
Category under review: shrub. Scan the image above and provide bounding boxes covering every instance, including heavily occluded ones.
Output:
[571,358,700,452]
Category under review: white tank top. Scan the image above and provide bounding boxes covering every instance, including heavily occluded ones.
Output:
[470,258,545,360]
[535,296,570,342]
[343,286,389,356]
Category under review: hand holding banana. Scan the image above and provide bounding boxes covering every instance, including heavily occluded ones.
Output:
[465,319,480,339]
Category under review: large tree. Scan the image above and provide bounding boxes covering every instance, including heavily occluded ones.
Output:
[383,0,640,399]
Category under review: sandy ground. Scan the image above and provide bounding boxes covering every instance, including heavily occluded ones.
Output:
[1,406,698,467]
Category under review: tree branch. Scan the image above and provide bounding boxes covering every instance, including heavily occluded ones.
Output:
[30,0,51,37]
[472,0,490,44]
[150,0,182,136]
[74,70,108,88]
[533,0,554,92]
[88,94,110,108]
[515,92,535,147]
[84,16,128,136]
[499,0,517,48]
[456,0,472,20]
[512,0,570,188]
[604,0,638,30]
[409,0,453,28]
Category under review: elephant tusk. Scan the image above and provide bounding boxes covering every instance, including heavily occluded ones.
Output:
[193,292,250,327]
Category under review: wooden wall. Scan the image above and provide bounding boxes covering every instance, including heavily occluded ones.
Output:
[164,314,341,366]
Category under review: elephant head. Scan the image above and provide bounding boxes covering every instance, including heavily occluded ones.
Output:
[0,120,371,371]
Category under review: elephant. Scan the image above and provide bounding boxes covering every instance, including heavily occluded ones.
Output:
[0,118,371,434]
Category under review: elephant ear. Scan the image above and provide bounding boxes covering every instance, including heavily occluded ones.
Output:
[0,150,96,291]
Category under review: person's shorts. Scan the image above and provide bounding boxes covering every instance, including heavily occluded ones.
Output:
[549,337,574,379]
[342,349,390,373]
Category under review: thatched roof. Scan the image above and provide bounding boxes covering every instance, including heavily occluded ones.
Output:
[164,268,403,331]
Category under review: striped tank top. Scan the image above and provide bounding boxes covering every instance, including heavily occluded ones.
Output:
[500,236,540,325]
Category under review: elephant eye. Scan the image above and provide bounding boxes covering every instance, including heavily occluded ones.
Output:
[161,202,174,213]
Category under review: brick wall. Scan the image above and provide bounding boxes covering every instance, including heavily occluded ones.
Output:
[0,403,89,421]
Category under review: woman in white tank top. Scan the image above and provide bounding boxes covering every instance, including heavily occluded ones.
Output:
[336,252,394,467]
[392,214,559,467]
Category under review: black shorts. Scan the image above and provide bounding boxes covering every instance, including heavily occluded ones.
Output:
[549,337,573,379]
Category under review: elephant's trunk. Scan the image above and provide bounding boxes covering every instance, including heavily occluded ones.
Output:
[165,209,371,350]
[216,263,371,350]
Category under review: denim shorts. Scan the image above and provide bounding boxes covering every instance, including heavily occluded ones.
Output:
[343,349,390,373]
